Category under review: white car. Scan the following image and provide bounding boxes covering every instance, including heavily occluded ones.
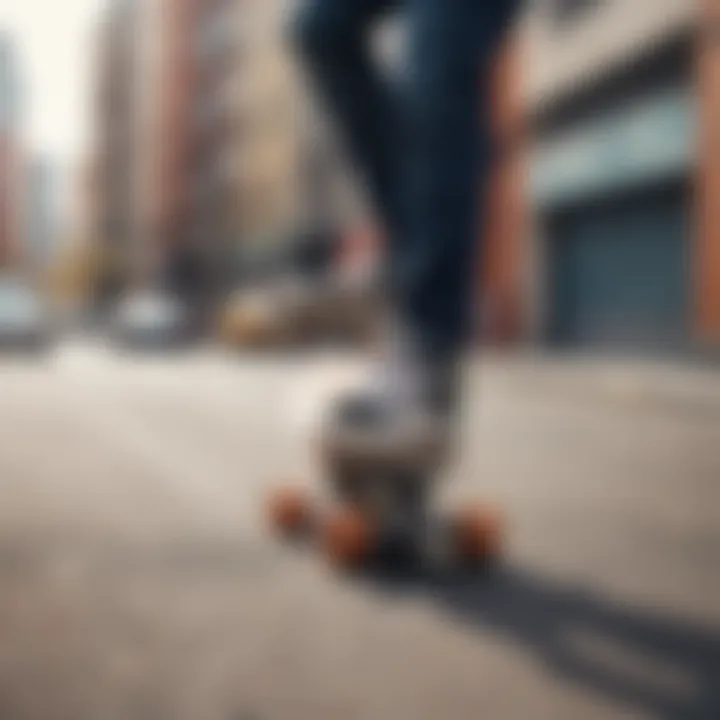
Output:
[0,277,52,351]
[112,291,189,348]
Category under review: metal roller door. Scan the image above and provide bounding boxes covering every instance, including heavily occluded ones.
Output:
[548,185,690,350]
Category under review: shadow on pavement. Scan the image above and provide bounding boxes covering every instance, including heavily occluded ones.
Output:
[362,564,720,720]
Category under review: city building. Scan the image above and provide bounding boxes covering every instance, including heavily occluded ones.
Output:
[188,0,244,297]
[492,0,717,351]
[697,0,720,346]
[92,0,195,300]
[25,157,57,274]
[135,0,195,293]
[0,32,25,269]
[91,0,315,308]
[92,0,139,300]
[232,0,302,249]
[185,0,337,289]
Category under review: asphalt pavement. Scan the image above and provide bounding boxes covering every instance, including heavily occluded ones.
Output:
[0,340,717,720]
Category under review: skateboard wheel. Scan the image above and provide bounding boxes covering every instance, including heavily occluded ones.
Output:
[322,506,375,570]
[267,487,313,535]
[451,504,503,565]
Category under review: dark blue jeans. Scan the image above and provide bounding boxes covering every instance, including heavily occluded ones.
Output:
[293,0,520,360]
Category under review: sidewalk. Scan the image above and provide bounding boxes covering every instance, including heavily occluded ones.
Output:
[482,352,720,418]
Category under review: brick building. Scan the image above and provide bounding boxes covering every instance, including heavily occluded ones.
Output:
[92,0,195,297]
[488,0,718,351]
[92,0,316,305]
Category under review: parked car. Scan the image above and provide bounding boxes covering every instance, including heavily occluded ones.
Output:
[218,230,380,349]
[111,290,192,350]
[0,276,53,352]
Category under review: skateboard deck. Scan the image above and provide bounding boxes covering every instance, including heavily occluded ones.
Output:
[268,395,503,572]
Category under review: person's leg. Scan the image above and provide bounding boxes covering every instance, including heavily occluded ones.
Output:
[399,0,521,363]
[298,0,522,457]
[292,0,403,246]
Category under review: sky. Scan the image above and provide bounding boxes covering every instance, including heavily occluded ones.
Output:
[0,0,104,231]
[0,0,103,165]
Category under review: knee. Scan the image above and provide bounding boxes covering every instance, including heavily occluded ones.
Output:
[289,2,355,62]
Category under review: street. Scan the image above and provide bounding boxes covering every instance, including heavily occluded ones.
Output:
[0,341,718,719]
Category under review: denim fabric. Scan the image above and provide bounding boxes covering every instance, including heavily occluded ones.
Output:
[293,0,521,358]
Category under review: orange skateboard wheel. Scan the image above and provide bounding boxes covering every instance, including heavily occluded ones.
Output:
[322,506,375,570]
[452,504,503,564]
[267,487,313,535]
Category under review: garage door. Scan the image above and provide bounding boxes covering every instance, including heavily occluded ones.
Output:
[548,185,690,350]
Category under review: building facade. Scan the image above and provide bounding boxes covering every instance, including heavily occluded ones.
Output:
[92,0,321,306]
[25,157,56,274]
[93,0,196,298]
[697,0,720,344]
[188,0,244,296]
[0,33,24,269]
[92,0,140,299]
[233,0,302,249]
[493,0,716,351]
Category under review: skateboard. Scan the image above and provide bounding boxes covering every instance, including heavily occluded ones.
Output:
[267,418,503,572]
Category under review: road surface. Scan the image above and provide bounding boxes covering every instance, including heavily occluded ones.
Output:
[0,341,717,720]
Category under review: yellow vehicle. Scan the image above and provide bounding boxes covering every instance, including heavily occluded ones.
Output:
[218,231,379,350]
